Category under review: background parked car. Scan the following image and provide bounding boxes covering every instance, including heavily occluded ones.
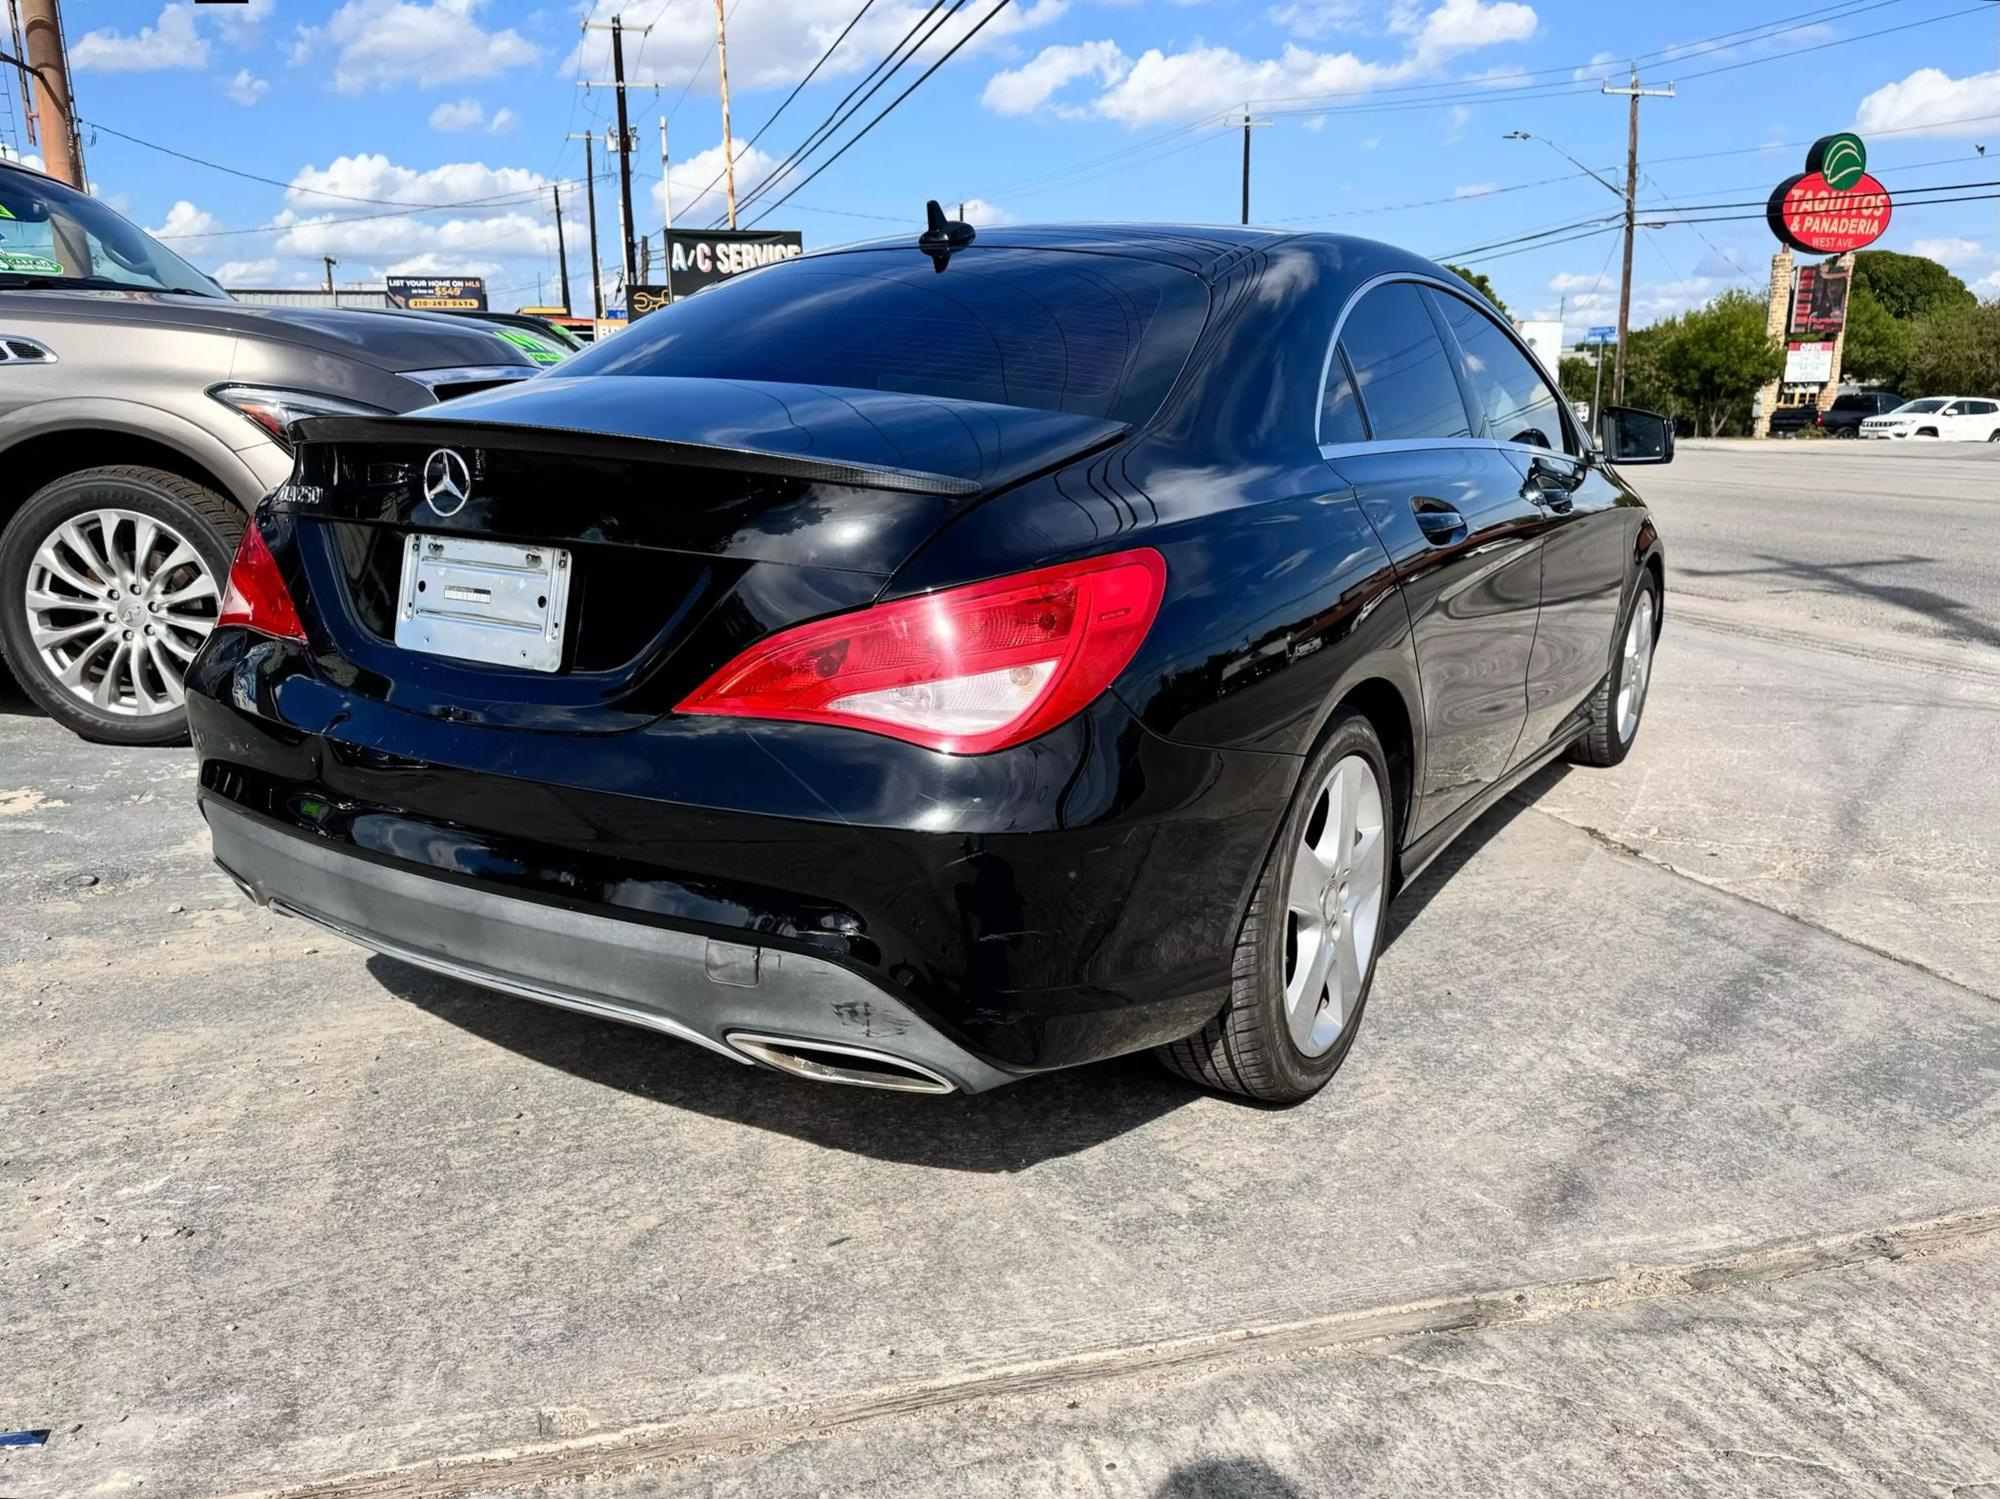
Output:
[1860,396,2000,441]
[0,158,542,746]
[1818,390,1906,437]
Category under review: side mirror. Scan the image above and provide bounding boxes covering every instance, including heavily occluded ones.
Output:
[1600,405,1674,465]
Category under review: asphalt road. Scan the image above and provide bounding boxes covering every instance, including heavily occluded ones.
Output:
[3,444,1997,1498]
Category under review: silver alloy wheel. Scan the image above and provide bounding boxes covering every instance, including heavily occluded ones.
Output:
[1283,753,1387,1057]
[1616,589,1656,744]
[23,507,219,718]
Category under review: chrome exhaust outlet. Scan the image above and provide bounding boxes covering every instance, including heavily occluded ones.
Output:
[725,1033,957,1094]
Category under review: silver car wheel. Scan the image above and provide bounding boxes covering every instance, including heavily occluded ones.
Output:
[23,507,218,718]
[1616,589,1656,744]
[1283,753,1387,1058]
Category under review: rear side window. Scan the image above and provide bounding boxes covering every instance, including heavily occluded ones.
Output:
[1333,282,1472,441]
[1318,345,1369,445]
[561,247,1210,426]
[1427,288,1571,452]
[1966,400,1999,415]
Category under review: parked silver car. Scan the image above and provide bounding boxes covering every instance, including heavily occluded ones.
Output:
[0,158,541,744]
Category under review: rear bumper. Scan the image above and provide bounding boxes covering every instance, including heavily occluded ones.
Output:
[187,631,1297,1082]
[207,802,1012,1092]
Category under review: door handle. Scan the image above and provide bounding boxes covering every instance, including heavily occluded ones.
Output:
[1410,495,1466,545]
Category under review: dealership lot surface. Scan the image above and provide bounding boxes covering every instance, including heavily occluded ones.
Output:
[4,443,1998,1498]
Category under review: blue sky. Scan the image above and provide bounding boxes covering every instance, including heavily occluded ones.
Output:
[26,0,2000,336]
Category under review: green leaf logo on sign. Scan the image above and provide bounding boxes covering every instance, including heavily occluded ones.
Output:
[1809,133,1867,192]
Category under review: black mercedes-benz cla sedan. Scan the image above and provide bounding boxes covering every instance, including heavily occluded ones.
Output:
[187,218,1671,1103]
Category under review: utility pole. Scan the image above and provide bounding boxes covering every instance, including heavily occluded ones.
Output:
[552,182,571,314]
[321,256,336,292]
[1603,65,1675,405]
[660,114,675,301]
[17,0,82,186]
[581,15,654,291]
[1238,107,1270,226]
[565,131,604,319]
[714,0,737,228]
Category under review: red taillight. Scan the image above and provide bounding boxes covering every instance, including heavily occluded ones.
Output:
[678,547,1167,754]
[217,523,306,643]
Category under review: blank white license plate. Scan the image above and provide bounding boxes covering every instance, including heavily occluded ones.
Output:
[395,534,572,672]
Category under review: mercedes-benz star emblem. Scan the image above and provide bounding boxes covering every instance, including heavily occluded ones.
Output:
[422,448,472,517]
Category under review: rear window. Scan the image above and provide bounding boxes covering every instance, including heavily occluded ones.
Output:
[1830,395,1870,412]
[563,247,1210,426]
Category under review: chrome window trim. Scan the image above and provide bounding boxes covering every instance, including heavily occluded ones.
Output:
[1314,270,1589,459]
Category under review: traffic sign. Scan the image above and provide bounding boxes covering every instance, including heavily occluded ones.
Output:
[1587,325,1616,345]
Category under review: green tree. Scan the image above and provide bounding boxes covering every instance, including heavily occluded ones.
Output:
[1850,250,1974,322]
[1903,299,2000,398]
[1557,353,1600,404]
[1655,289,1786,436]
[1838,283,1913,390]
[1443,264,1508,315]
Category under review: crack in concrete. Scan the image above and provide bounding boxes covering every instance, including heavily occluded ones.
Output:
[220,1207,2000,1499]
[1520,804,2000,1006]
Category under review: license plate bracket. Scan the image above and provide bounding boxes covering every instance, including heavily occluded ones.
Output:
[395,533,571,672]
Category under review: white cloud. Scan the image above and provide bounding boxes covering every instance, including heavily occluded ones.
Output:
[384,253,503,277]
[278,208,554,261]
[297,0,539,94]
[488,106,518,134]
[0,144,44,171]
[982,39,1127,116]
[212,257,279,285]
[72,4,207,71]
[430,98,488,131]
[1855,67,2000,138]
[1002,0,1537,126]
[957,197,1012,226]
[565,0,1065,92]
[1444,102,1471,141]
[1454,182,1497,198]
[224,68,268,105]
[285,153,548,212]
[150,200,222,239]
[1269,2,1373,40]
[1911,236,1983,266]
[652,140,781,230]
[1571,49,1617,83]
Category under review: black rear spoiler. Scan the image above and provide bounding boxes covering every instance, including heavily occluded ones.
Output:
[300,376,1129,499]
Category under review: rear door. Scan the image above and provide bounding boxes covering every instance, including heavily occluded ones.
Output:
[1424,285,1626,762]
[1955,399,1999,440]
[1320,279,1545,841]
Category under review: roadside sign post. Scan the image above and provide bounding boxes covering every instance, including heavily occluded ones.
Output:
[1587,326,1615,435]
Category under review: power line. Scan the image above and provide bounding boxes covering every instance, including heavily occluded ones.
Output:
[728,0,959,224]
[744,0,1012,228]
[678,0,882,223]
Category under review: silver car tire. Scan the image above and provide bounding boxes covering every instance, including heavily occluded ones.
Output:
[0,466,242,746]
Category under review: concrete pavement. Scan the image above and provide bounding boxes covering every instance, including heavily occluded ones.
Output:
[2,444,1996,1497]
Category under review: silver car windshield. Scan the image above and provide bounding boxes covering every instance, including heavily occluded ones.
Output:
[0,167,224,296]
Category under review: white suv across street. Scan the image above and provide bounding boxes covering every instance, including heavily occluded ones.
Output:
[1859,396,2000,442]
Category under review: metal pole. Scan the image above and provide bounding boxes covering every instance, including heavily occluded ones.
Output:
[610,16,638,288]
[660,114,674,302]
[17,0,80,185]
[552,183,571,315]
[1241,112,1251,225]
[1593,342,1605,431]
[714,0,737,229]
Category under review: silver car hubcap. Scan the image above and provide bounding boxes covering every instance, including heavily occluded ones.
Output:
[1284,753,1387,1058]
[23,508,218,718]
[1616,590,1656,743]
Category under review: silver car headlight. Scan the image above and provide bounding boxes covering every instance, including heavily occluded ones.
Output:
[210,384,389,451]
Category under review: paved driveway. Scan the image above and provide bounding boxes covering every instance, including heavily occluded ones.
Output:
[3,443,1997,1497]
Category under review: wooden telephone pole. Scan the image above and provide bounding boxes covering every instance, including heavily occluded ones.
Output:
[551,183,572,314]
[16,0,82,186]
[564,131,605,318]
[581,15,655,292]
[1602,65,1675,405]
[714,0,737,228]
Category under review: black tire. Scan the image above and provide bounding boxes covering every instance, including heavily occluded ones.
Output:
[1569,570,1659,768]
[0,466,242,746]
[1156,711,1394,1104]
